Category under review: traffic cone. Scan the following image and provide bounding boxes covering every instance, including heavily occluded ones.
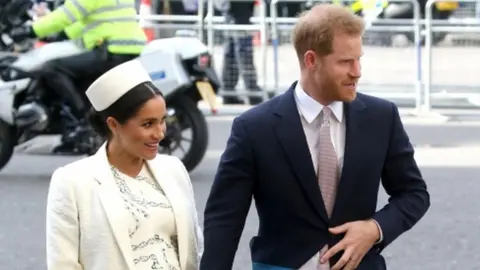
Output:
[139,0,155,42]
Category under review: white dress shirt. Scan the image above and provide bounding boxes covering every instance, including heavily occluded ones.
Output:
[294,83,346,175]
[293,82,383,269]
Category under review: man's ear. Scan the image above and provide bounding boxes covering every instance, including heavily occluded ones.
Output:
[304,50,317,70]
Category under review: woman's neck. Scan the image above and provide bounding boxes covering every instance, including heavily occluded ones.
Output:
[106,139,144,178]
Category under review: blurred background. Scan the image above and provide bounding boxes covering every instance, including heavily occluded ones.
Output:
[1,0,480,269]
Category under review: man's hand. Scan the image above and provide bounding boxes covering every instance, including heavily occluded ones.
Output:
[320,219,380,270]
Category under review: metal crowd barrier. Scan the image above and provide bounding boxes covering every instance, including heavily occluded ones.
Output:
[139,0,423,108]
[138,0,480,114]
[424,0,480,113]
[42,0,480,112]
[139,0,270,101]
[204,0,270,100]
[269,0,422,111]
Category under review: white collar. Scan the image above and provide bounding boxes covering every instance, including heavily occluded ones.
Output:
[294,82,344,124]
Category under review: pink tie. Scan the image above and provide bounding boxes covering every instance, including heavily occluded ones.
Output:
[317,107,339,270]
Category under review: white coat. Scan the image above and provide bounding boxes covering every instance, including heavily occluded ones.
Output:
[45,143,203,270]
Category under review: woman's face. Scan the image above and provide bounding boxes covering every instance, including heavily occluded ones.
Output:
[110,95,167,160]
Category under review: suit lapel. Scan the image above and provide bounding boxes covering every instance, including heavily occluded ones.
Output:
[146,158,190,270]
[274,84,329,222]
[331,98,367,222]
[91,143,136,270]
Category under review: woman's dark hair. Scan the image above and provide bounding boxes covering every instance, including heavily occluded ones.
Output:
[88,81,163,138]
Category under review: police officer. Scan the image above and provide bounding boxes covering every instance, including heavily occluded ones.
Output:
[11,0,146,115]
[11,0,146,151]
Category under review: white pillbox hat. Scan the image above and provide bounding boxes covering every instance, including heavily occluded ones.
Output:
[85,59,152,111]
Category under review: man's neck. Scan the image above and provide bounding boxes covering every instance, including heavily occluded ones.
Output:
[299,77,332,106]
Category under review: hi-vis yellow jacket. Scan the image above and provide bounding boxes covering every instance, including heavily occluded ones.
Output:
[331,0,389,14]
[63,21,85,39]
[32,0,147,54]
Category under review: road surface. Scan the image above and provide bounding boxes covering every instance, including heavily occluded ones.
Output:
[1,116,480,270]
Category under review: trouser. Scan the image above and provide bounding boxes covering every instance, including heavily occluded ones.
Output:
[265,1,303,17]
[43,46,138,117]
[222,33,261,92]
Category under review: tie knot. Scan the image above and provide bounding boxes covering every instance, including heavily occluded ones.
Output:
[321,107,332,123]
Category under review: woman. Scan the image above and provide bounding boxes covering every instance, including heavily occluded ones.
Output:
[45,59,203,270]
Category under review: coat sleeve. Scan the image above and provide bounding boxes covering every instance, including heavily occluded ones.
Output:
[33,0,95,38]
[174,157,204,270]
[46,167,83,270]
[64,21,86,39]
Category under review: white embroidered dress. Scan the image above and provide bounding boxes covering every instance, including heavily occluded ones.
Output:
[111,164,181,270]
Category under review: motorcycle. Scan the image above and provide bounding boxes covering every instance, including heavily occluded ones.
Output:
[0,0,220,173]
[0,0,36,52]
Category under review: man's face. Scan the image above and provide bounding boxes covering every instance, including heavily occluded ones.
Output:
[312,33,363,103]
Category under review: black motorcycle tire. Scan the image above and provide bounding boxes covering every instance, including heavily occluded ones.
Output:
[0,120,15,171]
[166,96,209,173]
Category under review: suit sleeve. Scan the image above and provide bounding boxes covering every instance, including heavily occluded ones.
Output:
[173,157,204,270]
[200,117,255,270]
[46,167,82,270]
[33,0,95,38]
[372,103,430,251]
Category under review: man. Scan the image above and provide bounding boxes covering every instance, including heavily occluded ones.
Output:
[11,0,146,151]
[219,0,263,105]
[201,4,430,270]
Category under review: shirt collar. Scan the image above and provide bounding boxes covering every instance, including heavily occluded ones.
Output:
[294,82,344,124]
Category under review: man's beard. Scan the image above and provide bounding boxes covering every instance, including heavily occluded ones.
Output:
[317,74,340,103]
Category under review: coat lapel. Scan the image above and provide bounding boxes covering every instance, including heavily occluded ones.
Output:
[146,158,191,270]
[273,83,329,222]
[331,98,367,222]
[91,143,136,270]
[92,145,192,269]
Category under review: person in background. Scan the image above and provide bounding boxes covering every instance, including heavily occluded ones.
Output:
[200,4,429,270]
[10,0,146,153]
[215,0,264,105]
[46,59,203,270]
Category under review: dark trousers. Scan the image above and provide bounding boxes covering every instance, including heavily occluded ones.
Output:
[43,47,137,117]
[222,34,261,92]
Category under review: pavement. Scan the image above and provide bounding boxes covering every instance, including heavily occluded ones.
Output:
[1,113,480,270]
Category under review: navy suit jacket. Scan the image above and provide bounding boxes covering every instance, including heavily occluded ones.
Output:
[200,82,430,270]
